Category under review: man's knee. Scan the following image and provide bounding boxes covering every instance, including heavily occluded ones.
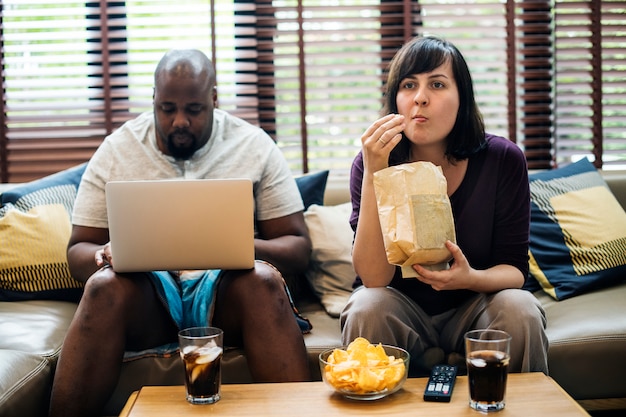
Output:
[253,260,284,281]
[82,268,149,309]
[82,267,121,300]
[221,261,286,302]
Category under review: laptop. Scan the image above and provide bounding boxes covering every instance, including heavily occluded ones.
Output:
[105,178,255,273]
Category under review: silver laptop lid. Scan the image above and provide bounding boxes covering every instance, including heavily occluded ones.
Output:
[105,178,255,273]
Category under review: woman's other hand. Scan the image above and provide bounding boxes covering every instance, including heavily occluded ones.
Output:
[412,240,524,293]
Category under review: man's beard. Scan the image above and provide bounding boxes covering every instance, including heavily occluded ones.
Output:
[166,130,197,160]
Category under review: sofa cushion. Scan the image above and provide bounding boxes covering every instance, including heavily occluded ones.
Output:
[536,282,626,400]
[526,158,626,300]
[304,202,355,317]
[0,299,78,417]
[0,300,77,355]
[0,350,53,417]
[0,164,87,301]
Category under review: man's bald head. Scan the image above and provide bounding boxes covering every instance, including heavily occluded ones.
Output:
[154,49,216,87]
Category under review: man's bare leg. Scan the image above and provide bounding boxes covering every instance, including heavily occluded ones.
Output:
[49,269,178,417]
[213,262,311,381]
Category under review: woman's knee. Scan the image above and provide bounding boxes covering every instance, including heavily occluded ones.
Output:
[341,287,402,326]
[489,289,546,328]
[344,287,385,312]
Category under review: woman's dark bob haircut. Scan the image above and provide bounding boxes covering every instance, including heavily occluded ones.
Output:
[384,36,486,163]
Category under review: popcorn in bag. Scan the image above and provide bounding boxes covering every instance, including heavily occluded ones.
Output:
[373,161,456,278]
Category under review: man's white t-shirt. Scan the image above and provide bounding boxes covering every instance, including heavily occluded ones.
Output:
[73,109,303,229]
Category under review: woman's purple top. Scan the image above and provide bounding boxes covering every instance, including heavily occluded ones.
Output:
[349,134,530,316]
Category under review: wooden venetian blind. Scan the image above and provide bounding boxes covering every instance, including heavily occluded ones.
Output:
[1,0,625,183]
[1,1,113,182]
[0,0,230,183]
[516,0,554,170]
[554,0,626,169]
[246,0,417,175]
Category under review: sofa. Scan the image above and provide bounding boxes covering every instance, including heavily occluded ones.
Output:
[1,162,626,417]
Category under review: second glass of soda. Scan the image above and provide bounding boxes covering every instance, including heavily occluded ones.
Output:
[464,329,511,412]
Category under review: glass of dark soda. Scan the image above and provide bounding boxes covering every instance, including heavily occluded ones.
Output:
[178,327,224,404]
[465,329,511,412]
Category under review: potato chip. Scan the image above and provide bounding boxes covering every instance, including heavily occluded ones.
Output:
[323,337,407,395]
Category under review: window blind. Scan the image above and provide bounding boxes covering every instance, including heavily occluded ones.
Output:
[0,0,232,182]
[250,0,416,175]
[554,0,626,169]
[1,0,625,183]
[516,0,554,169]
[1,1,108,181]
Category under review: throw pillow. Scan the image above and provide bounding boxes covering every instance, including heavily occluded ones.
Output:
[304,202,356,317]
[0,163,87,301]
[295,170,329,210]
[0,163,86,207]
[526,158,626,300]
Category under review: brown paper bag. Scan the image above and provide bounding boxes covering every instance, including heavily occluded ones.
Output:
[373,161,456,278]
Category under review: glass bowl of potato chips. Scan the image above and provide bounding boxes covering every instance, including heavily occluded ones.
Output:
[319,337,409,400]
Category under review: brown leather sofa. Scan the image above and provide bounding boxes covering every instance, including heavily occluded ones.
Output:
[1,170,625,417]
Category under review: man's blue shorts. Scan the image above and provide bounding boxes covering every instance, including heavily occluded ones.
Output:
[149,269,221,330]
[147,265,312,332]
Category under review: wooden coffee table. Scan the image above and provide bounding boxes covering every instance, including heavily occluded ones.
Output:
[119,372,589,416]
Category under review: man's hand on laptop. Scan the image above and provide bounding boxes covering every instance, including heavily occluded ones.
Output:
[95,245,112,268]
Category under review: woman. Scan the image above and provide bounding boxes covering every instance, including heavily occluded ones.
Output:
[340,35,548,375]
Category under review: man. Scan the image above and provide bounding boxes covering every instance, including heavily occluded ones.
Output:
[49,49,312,417]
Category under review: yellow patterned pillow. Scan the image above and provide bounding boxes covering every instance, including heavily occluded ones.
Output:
[0,163,86,301]
[0,204,83,299]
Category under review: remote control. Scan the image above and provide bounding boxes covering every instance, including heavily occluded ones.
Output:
[423,364,457,402]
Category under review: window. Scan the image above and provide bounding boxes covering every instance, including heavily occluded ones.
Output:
[0,0,231,181]
[554,0,626,169]
[248,0,416,174]
[1,0,625,183]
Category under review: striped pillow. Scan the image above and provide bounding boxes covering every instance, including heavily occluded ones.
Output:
[0,163,86,301]
[527,158,626,300]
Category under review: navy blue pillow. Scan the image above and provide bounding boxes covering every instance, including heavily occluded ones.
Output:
[526,158,626,300]
[295,170,329,210]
